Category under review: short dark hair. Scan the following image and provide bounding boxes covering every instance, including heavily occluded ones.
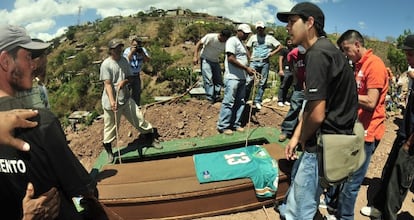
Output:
[337,30,365,47]
[220,29,232,39]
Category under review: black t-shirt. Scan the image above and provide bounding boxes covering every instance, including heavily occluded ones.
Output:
[0,97,96,220]
[280,47,292,70]
[305,37,358,135]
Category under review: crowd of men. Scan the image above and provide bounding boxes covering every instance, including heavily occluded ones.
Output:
[1,1,414,219]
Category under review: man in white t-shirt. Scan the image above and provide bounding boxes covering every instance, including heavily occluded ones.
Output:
[246,21,282,110]
[217,24,257,135]
[193,29,232,103]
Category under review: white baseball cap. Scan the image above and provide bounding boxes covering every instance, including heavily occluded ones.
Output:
[255,21,265,29]
[237,24,252,34]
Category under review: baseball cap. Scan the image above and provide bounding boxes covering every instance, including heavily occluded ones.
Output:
[255,21,265,29]
[401,35,414,50]
[237,24,252,34]
[277,2,325,28]
[108,38,124,49]
[0,25,50,52]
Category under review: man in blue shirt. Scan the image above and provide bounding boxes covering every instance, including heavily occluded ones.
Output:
[123,36,150,106]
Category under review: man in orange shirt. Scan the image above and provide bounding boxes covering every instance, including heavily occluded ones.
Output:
[322,30,388,219]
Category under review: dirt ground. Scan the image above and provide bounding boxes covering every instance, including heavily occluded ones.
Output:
[65,98,414,220]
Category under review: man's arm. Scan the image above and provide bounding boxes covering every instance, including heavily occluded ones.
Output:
[278,54,284,76]
[300,100,326,145]
[103,80,116,111]
[358,88,380,111]
[285,117,302,160]
[227,53,256,75]
[193,40,203,65]
[269,44,282,58]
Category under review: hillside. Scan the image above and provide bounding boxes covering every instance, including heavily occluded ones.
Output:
[44,10,397,122]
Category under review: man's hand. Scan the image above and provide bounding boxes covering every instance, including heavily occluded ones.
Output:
[193,56,198,65]
[245,67,257,76]
[0,109,38,151]
[285,137,301,161]
[22,183,60,220]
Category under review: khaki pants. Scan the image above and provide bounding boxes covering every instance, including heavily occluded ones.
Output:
[103,98,153,144]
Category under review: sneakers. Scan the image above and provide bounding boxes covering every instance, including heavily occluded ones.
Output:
[278,133,287,142]
[255,103,262,110]
[323,214,337,220]
[278,102,284,107]
[360,206,382,218]
[235,127,245,132]
[284,101,291,106]
[319,198,337,213]
[218,129,233,135]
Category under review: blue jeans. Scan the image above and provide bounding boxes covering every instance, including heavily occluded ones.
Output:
[285,151,322,220]
[277,70,293,103]
[281,90,305,137]
[129,75,141,105]
[325,141,379,219]
[217,78,246,131]
[277,157,301,219]
[201,58,223,102]
[245,61,269,104]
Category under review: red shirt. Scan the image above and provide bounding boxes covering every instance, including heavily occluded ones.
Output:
[354,49,388,142]
[288,47,306,89]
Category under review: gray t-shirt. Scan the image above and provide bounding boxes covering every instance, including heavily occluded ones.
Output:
[224,36,249,80]
[100,56,131,110]
[200,33,225,63]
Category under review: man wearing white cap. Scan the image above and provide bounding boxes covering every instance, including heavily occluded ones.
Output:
[217,24,257,135]
[0,25,107,219]
[246,21,282,110]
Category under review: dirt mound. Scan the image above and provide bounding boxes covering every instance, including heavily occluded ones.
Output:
[66,98,287,171]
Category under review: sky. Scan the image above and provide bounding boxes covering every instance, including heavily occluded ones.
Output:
[0,0,412,42]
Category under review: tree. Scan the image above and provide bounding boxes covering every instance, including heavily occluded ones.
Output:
[387,29,413,74]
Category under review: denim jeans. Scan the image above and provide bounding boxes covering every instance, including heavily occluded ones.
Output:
[201,58,223,102]
[277,70,293,103]
[277,157,301,219]
[325,141,379,220]
[285,151,322,220]
[245,61,269,104]
[217,78,246,131]
[280,90,305,137]
[129,75,141,106]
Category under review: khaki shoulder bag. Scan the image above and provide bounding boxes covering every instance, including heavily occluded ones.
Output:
[318,121,365,187]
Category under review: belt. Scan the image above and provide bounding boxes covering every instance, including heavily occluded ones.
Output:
[304,145,318,153]
[252,58,269,63]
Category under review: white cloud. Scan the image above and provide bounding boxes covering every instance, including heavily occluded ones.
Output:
[358,21,366,29]
[2,0,299,41]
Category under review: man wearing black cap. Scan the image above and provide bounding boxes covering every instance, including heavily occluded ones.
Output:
[0,25,106,219]
[361,34,414,220]
[277,2,358,219]
[100,38,161,162]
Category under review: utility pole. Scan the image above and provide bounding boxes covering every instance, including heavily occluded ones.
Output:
[77,6,82,26]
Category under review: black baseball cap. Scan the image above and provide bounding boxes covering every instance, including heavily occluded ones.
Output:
[277,2,325,28]
[401,35,414,50]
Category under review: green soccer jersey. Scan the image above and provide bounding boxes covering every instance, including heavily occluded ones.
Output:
[193,145,279,198]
